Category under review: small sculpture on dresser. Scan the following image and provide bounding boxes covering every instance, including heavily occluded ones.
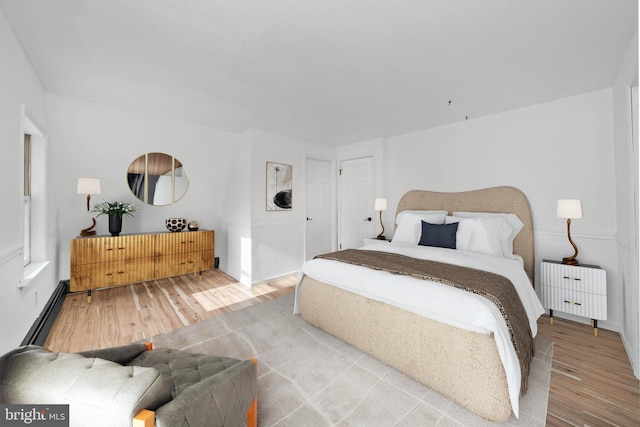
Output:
[188,221,199,231]
[165,218,187,232]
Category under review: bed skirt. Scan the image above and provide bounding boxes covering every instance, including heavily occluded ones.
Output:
[299,276,512,422]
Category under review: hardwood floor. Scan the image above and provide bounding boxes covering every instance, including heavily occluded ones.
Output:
[537,315,640,427]
[45,269,297,353]
[45,270,639,426]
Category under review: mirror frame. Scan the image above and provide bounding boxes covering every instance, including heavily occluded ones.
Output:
[127,152,189,206]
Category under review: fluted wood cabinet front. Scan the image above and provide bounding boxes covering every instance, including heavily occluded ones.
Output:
[70,230,214,295]
[155,231,214,278]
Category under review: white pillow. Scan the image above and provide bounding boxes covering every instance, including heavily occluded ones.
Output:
[445,216,513,257]
[452,212,524,259]
[395,210,448,225]
[392,212,448,244]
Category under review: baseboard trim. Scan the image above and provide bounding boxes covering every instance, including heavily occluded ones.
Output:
[21,280,68,346]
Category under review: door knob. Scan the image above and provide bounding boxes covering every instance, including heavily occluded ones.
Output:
[364,217,372,222]
[306,217,312,221]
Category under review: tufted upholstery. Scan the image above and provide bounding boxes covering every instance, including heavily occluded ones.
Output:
[127,349,258,427]
[0,344,257,427]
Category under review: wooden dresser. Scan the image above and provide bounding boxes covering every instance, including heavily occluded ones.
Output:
[70,230,214,301]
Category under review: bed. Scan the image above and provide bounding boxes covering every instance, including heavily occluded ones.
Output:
[294,186,545,422]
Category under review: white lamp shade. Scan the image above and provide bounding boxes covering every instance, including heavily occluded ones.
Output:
[77,178,101,195]
[557,199,582,219]
[374,198,387,211]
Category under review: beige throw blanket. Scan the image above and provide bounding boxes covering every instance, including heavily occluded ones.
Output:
[315,249,534,395]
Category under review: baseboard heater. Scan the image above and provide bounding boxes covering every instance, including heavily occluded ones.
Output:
[21,280,69,346]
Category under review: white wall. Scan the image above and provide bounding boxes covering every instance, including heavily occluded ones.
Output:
[218,131,252,284]
[0,9,57,354]
[46,94,242,281]
[382,89,622,332]
[247,130,335,283]
[612,31,639,377]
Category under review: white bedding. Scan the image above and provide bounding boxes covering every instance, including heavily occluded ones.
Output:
[294,241,545,417]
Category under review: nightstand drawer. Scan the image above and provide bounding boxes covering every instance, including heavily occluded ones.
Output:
[541,262,606,294]
[542,285,607,319]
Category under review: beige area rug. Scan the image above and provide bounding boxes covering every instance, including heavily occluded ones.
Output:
[150,294,553,426]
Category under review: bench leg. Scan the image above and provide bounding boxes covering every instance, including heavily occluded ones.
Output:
[133,409,154,427]
[247,396,258,427]
[247,358,258,427]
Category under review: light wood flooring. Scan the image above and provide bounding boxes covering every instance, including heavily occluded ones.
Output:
[538,315,640,427]
[45,270,639,426]
[45,269,297,353]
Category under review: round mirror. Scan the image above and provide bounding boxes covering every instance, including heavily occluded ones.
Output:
[127,152,189,205]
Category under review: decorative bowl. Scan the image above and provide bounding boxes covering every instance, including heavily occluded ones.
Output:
[165,218,187,232]
[188,220,199,231]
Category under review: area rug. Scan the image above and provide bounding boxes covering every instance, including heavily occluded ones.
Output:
[150,294,553,426]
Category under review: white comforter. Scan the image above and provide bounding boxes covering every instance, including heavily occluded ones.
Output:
[294,242,545,418]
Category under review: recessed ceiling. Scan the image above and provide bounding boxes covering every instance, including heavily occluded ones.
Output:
[0,0,637,145]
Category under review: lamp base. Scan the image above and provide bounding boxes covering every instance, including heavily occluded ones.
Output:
[562,257,579,266]
[80,217,97,237]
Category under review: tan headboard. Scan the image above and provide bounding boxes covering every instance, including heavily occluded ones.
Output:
[396,186,534,285]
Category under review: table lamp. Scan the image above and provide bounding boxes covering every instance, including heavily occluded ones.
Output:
[375,198,387,240]
[77,178,101,236]
[557,199,582,265]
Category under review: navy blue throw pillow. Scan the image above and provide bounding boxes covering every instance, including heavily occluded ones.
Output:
[418,221,458,249]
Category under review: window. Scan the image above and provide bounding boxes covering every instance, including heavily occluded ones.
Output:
[21,110,49,287]
[23,134,31,266]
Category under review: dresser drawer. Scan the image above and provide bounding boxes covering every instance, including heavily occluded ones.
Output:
[155,230,214,256]
[541,262,606,295]
[70,259,155,292]
[155,251,213,278]
[71,234,155,264]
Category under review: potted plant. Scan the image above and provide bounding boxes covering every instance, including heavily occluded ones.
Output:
[92,201,139,236]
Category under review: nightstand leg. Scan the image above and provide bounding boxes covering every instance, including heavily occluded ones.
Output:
[549,309,554,325]
[593,319,598,336]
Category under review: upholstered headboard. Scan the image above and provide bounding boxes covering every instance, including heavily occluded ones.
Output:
[395,186,534,285]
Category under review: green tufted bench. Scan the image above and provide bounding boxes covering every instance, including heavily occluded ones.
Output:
[0,343,258,427]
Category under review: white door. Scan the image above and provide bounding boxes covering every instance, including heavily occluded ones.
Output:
[339,156,374,249]
[305,158,333,260]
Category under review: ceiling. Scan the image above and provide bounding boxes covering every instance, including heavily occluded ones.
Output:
[1,0,637,145]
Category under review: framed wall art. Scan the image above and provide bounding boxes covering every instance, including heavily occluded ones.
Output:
[266,161,292,211]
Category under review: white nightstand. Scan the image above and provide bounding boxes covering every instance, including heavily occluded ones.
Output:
[541,259,607,336]
[363,238,389,246]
